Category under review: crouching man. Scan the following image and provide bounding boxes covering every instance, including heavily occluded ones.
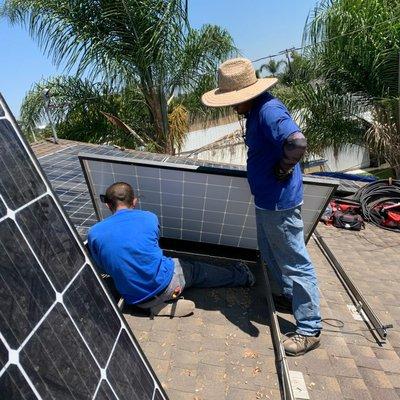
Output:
[87,182,255,317]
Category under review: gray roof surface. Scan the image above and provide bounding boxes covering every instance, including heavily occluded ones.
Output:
[33,139,400,399]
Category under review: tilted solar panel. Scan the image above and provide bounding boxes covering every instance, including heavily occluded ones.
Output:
[0,93,168,400]
[79,154,337,250]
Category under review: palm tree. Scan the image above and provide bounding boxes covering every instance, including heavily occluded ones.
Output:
[274,82,369,157]
[257,59,284,77]
[20,76,154,148]
[1,0,236,153]
[302,0,400,177]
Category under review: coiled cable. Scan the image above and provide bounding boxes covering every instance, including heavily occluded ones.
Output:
[352,179,400,231]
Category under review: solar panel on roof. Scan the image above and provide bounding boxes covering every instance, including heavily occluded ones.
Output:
[80,153,338,249]
[0,93,168,400]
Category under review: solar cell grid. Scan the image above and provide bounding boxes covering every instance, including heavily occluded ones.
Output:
[34,135,244,240]
[0,93,168,400]
[38,144,134,238]
[80,154,337,251]
[0,364,37,400]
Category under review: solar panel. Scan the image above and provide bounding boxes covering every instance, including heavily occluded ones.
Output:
[0,93,168,400]
[80,153,338,250]
[37,144,135,239]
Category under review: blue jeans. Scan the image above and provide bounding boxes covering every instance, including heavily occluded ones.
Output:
[256,206,322,336]
[138,258,248,309]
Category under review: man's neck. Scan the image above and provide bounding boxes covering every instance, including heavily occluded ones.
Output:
[114,206,133,213]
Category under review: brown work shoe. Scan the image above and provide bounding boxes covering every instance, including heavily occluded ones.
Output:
[283,332,321,356]
[150,299,195,317]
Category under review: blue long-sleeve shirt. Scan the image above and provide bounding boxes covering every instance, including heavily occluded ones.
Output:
[87,209,174,304]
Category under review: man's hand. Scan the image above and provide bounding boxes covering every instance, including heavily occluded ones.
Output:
[275,132,307,181]
[274,164,294,181]
[171,286,183,299]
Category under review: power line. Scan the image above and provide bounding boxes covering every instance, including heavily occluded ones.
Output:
[252,15,400,64]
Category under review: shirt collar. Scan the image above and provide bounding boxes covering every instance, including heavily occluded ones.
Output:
[114,208,134,215]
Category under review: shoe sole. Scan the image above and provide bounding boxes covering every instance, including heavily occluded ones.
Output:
[285,340,321,357]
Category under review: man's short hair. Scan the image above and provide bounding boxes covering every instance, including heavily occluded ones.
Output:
[104,182,135,211]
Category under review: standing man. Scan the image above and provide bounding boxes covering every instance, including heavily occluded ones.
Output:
[88,181,254,318]
[202,58,321,356]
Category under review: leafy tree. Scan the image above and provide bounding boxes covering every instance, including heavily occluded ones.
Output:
[257,59,284,77]
[2,0,236,153]
[303,0,400,177]
[20,76,153,148]
[274,82,369,157]
[278,51,315,85]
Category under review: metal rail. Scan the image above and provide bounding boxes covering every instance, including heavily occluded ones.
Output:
[313,230,393,342]
[260,260,295,400]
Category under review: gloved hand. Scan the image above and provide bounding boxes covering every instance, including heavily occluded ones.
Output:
[274,164,294,181]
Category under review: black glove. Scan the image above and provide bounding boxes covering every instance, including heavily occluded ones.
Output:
[274,164,294,181]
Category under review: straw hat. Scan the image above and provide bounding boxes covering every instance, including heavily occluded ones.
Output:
[201,58,278,107]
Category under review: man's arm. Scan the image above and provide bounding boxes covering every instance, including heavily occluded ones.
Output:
[275,131,307,180]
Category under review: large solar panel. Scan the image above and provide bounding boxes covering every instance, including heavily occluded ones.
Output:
[80,154,338,250]
[37,141,242,240]
[0,93,168,400]
[37,144,135,239]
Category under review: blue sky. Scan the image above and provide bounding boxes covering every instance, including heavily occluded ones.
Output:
[0,0,318,117]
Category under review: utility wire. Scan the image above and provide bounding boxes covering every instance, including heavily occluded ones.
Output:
[252,15,400,63]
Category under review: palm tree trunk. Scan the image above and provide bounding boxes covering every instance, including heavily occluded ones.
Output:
[143,86,170,153]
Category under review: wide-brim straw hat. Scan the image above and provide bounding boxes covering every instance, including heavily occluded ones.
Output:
[202,57,278,107]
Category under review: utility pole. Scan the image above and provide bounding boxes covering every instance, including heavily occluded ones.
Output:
[42,88,59,144]
[280,47,296,82]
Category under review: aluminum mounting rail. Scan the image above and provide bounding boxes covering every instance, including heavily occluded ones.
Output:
[261,260,295,400]
[313,230,393,342]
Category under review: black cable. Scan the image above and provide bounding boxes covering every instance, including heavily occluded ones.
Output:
[283,318,384,345]
[352,179,400,232]
[251,15,400,63]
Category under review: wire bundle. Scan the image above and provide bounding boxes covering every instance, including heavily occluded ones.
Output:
[352,179,400,231]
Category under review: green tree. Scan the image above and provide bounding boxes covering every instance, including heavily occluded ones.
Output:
[2,0,236,153]
[257,59,284,77]
[303,0,400,177]
[20,76,154,148]
[278,51,314,85]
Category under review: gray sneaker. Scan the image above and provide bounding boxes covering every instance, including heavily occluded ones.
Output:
[150,299,195,318]
[283,332,321,356]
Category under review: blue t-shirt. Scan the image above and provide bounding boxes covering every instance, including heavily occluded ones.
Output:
[87,209,174,304]
[245,92,303,210]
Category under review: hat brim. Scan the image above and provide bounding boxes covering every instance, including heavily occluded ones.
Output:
[201,78,278,108]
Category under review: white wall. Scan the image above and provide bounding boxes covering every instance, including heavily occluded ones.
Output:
[190,143,247,166]
[320,145,370,171]
[181,121,241,152]
[181,122,370,171]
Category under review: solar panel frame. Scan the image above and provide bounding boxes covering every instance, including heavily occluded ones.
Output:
[0,93,168,400]
[79,153,338,253]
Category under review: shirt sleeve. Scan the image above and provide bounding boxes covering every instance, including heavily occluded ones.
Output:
[259,103,301,147]
[87,230,105,273]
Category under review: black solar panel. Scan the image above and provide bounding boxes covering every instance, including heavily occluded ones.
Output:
[37,145,133,239]
[0,93,168,400]
[80,153,338,249]
[37,142,242,240]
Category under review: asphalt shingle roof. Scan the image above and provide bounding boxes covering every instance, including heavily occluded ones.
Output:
[33,139,400,399]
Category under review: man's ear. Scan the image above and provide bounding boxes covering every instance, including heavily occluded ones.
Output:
[133,197,138,208]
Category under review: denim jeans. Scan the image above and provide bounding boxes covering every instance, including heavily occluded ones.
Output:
[138,258,248,309]
[256,206,322,336]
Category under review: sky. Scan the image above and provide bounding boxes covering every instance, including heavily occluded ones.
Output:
[0,0,318,117]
